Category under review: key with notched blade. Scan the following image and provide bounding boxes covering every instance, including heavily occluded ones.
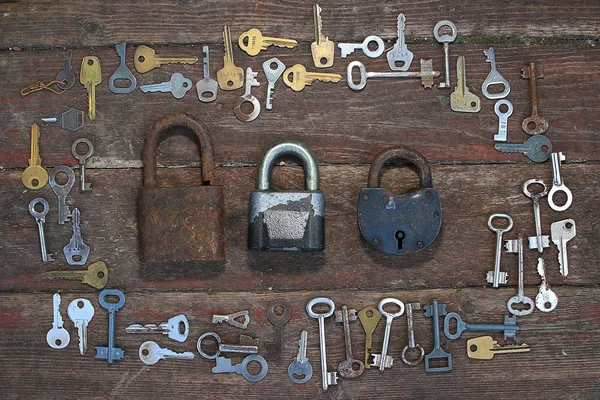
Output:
[134,45,198,74]
[467,336,530,360]
[45,261,109,289]
[494,135,552,162]
[80,56,102,120]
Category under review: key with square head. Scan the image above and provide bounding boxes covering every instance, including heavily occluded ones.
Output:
[335,305,364,378]
[347,59,440,91]
[213,354,269,382]
[45,261,109,289]
[56,49,75,90]
[467,336,530,360]
[551,219,576,277]
[433,20,457,89]
[548,152,573,211]
[41,109,85,132]
[494,135,552,163]
[481,48,510,99]
[445,312,520,341]
[402,302,425,366]
[288,330,313,384]
[505,234,535,316]
[521,61,548,135]
[450,55,481,113]
[71,138,93,192]
[423,299,452,372]
[212,310,250,329]
[68,298,94,355]
[233,67,261,122]
[134,45,198,74]
[536,258,558,311]
[126,313,189,342]
[262,57,286,110]
[28,198,54,262]
[108,42,137,94]
[139,341,195,365]
[486,214,513,288]
[49,165,75,224]
[96,289,126,364]
[283,64,342,92]
[46,293,70,349]
[265,301,290,364]
[217,25,244,90]
[80,56,101,120]
[358,305,381,369]
[63,208,90,265]
[338,35,385,59]
[196,46,218,103]
[371,298,404,371]
[238,28,298,56]
[306,297,338,391]
[494,100,513,142]
[387,14,413,71]
[140,72,193,99]
[22,124,48,190]
[197,332,259,359]
[522,179,551,252]
[311,4,334,68]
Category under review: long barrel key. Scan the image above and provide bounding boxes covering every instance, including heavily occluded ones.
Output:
[71,138,93,192]
[335,305,364,378]
[505,234,535,316]
[348,60,439,90]
[371,298,404,371]
[49,165,75,224]
[521,61,548,135]
[402,302,425,366]
[523,179,550,252]
[486,213,513,288]
[306,297,338,391]
[28,198,54,262]
[96,289,126,364]
[444,312,520,341]
[433,20,457,89]
[424,299,452,373]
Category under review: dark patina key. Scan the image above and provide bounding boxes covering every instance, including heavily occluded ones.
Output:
[265,301,290,364]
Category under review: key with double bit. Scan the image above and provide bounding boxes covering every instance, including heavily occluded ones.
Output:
[80,56,101,120]
[217,26,244,90]
[551,219,576,277]
[467,336,530,360]
[197,332,258,359]
[338,35,384,58]
[494,135,552,163]
[238,28,298,56]
[402,302,425,366]
[262,57,286,110]
[505,234,535,316]
[49,165,75,224]
[96,289,126,364]
[233,68,261,122]
[311,4,334,68]
[481,48,510,99]
[265,301,290,364]
[335,305,364,378]
[29,198,54,262]
[46,293,70,349]
[213,354,269,382]
[139,341,195,365]
[358,305,381,369]
[521,61,548,135]
[63,208,90,265]
[288,330,313,384]
[196,46,218,103]
[423,299,452,372]
[212,310,250,329]
[41,109,85,132]
[347,59,439,91]
[523,179,550,252]
[486,213,513,288]
[140,72,192,99]
[72,138,93,192]
[548,152,573,211]
[108,42,137,94]
[283,64,342,92]
[371,298,404,371]
[536,258,558,312]
[387,14,413,71]
[445,312,520,341]
[134,45,198,74]
[306,297,338,391]
[450,55,481,113]
[68,298,94,355]
[22,124,48,190]
[494,100,513,142]
[126,314,189,342]
[433,20,457,89]
[56,49,75,90]
[45,261,109,289]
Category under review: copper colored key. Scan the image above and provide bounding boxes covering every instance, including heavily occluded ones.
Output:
[521,62,549,135]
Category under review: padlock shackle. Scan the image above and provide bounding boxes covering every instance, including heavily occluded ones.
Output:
[257,142,319,191]
[367,147,433,189]
[142,114,216,188]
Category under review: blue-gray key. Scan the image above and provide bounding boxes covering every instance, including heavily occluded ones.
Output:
[140,72,192,99]
[444,312,520,341]
[96,289,126,364]
[494,135,552,162]
[423,299,452,373]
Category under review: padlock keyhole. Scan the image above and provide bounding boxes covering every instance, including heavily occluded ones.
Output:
[395,231,405,250]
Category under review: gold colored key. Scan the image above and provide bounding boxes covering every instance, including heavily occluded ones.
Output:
[283,64,342,92]
[80,56,102,120]
[238,28,298,56]
[22,124,48,190]
[45,261,108,290]
[134,45,198,74]
[467,336,531,360]
[450,55,481,113]
[358,305,382,369]
[217,25,244,90]
[311,4,335,68]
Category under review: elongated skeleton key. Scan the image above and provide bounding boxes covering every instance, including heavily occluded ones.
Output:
[371,298,404,371]
[521,61,548,135]
[126,314,189,342]
[288,330,313,384]
[358,305,381,369]
[402,303,425,366]
[134,45,198,74]
[486,214,513,287]
[505,234,535,316]
[481,48,510,99]
[450,55,480,113]
[80,56,101,120]
[551,219,576,277]
[494,100,513,142]
[196,46,218,103]
[387,14,413,71]
[338,35,385,58]
[262,57,286,110]
[139,341,195,365]
[311,4,334,68]
[68,298,94,355]
[433,20,457,89]
[306,298,338,391]
[29,198,54,262]
[96,289,126,364]
[536,258,558,312]
[548,152,573,211]
[335,305,364,378]
[45,261,109,289]
[347,60,439,90]
[523,179,550,252]
[72,138,93,192]
[238,28,298,56]
[217,25,244,90]
[22,123,48,190]
[46,293,70,349]
[49,165,75,224]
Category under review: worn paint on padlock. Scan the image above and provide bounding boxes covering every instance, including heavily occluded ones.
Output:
[357,147,442,255]
[138,113,226,263]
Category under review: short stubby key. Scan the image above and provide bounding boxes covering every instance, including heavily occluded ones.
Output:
[96,289,126,364]
[358,305,381,369]
[486,213,513,288]
[265,301,290,364]
[494,135,552,163]
[548,152,573,211]
[288,330,313,384]
[49,165,75,224]
[335,305,364,378]
[371,298,404,371]
[140,72,193,99]
[551,219,576,277]
[505,234,535,316]
[45,261,109,289]
[42,109,85,132]
[306,297,338,391]
[46,293,70,349]
[71,138,94,192]
[56,49,75,90]
[212,310,250,329]
[481,48,510,99]
[126,314,189,342]
[108,42,137,94]
[262,57,286,110]
[523,179,550,252]
[197,332,258,359]
[387,14,413,71]
[494,100,513,142]
[444,312,520,341]
[213,354,269,382]
[536,258,558,312]
[234,67,261,122]
[68,298,94,355]
[348,59,439,90]
[338,35,385,58]
[423,299,452,373]
[196,46,218,103]
[28,198,54,262]
[402,302,425,366]
[63,208,90,265]
[139,341,195,365]
[433,20,457,89]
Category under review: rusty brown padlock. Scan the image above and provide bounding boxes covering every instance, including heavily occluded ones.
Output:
[138,113,226,264]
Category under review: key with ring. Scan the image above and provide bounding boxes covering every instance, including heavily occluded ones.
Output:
[423,299,452,372]
[523,179,550,252]
[338,35,385,58]
[358,305,381,369]
[387,13,413,71]
[196,46,218,103]
[265,301,290,364]
[494,135,552,163]
[504,234,535,315]
[521,61,549,135]
[41,109,85,132]
[551,219,576,277]
[288,330,313,384]
[63,208,90,265]
[370,298,404,371]
[536,258,558,312]
[335,305,364,378]
[347,59,439,90]
[262,57,286,110]
[548,152,573,211]
[212,310,250,329]
[49,165,75,224]
[96,289,126,364]
[46,293,70,349]
[56,49,75,90]
[402,302,425,366]
[140,72,193,99]
[108,42,137,94]
[486,213,513,288]
[139,341,195,365]
[444,312,520,341]
[29,198,54,262]
[233,67,261,122]
[306,297,338,391]
[126,314,189,342]
[238,28,298,56]
[72,138,93,192]
[22,123,48,190]
[68,298,94,355]
[197,332,258,359]
[45,261,108,289]
[213,354,269,382]
[433,20,457,89]
[494,100,513,142]
[450,55,480,113]
[481,47,510,99]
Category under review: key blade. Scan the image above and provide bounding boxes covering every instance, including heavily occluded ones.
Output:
[45,269,87,280]
[306,71,342,84]
[202,45,211,78]
[29,124,42,166]
[314,4,323,44]
[52,293,63,328]
[263,37,298,49]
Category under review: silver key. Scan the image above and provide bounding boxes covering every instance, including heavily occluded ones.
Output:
[41,109,85,132]
[535,258,558,312]
[139,341,195,365]
[46,293,70,349]
[233,67,260,122]
[506,234,535,316]
[196,332,258,359]
[71,138,93,192]
[288,330,313,384]
[28,198,54,262]
[213,354,269,382]
[68,298,94,355]
[108,42,137,94]
[48,165,75,224]
[140,72,192,99]
[481,47,510,99]
[196,46,218,103]
[494,100,513,142]
[371,298,404,371]
[335,305,364,378]
[548,152,573,211]
[306,297,338,391]
[401,302,425,366]
[494,135,552,163]
[433,20,457,89]
[387,14,413,71]
[338,35,384,58]
[63,208,90,265]
[486,214,512,287]
[262,57,286,110]
[212,310,249,329]
[347,59,439,90]
[126,314,189,342]
[523,179,550,252]
[56,49,75,90]
[551,219,576,277]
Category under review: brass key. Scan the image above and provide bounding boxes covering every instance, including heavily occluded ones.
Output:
[467,336,531,360]
[80,56,102,121]
[238,28,298,56]
[22,124,48,190]
[311,4,334,68]
[358,305,381,369]
[217,25,244,90]
[45,261,108,289]
[450,56,481,113]
[134,45,198,74]
[283,64,341,92]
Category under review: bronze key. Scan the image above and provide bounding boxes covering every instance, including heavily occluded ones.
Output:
[358,305,381,369]
[265,301,290,365]
[521,62,549,135]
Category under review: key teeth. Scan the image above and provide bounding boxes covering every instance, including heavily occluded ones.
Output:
[486,271,508,285]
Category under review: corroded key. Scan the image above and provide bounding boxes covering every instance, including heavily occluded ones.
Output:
[217,26,244,90]
[494,135,552,163]
[22,124,48,190]
[56,49,75,90]
[335,305,364,378]
[283,64,342,92]
[238,28,298,56]
[45,261,109,289]
[311,4,334,68]
[521,61,549,135]
[49,165,75,224]
[387,13,413,71]
[358,305,381,369]
[80,56,101,120]
[450,55,480,113]
[265,301,290,364]
[134,45,198,74]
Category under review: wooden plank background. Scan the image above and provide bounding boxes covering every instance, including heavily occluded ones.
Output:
[0,1,598,398]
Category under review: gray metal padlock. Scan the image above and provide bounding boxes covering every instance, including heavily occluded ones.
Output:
[248,142,325,251]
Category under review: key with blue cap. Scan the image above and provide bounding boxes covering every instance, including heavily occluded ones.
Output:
[96,289,126,364]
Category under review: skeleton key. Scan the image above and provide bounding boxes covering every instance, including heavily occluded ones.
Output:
[63,208,90,265]
[467,336,530,360]
[306,297,338,391]
[46,293,70,349]
[494,135,552,163]
[481,48,510,99]
[134,45,198,74]
[505,234,535,316]
[338,35,385,58]
[387,14,413,71]
[49,165,75,224]
[68,298,94,355]
[311,4,334,68]
[371,298,404,371]
[494,100,513,142]
[521,62,549,135]
[423,299,452,372]
[444,312,520,341]
[212,310,250,329]
[450,55,481,113]
[80,56,101,120]
[213,355,269,382]
[140,72,193,99]
[551,219,576,277]
[402,303,425,366]
[233,67,261,122]
[523,179,550,252]
[96,289,126,364]
[288,330,313,384]
[217,25,244,90]
[265,301,290,364]
[72,138,93,192]
[196,46,218,103]
[108,42,137,94]
[45,261,109,289]
[29,198,54,262]
[139,341,195,365]
[347,59,439,90]
[548,152,573,211]
[262,57,286,110]
[358,305,381,369]
[56,49,75,90]
[197,332,258,359]
[41,109,85,132]
[335,305,364,378]
[486,214,513,287]
[283,64,342,92]
[22,124,48,190]
[433,20,457,89]
[126,314,189,342]
[536,258,558,312]
[238,28,298,56]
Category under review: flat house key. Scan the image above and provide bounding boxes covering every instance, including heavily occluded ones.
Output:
[505,234,535,316]
[467,336,530,360]
[481,48,511,99]
[265,301,291,364]
[29,198,54,262]
[521,61,549,135]
[41,109,85,132]
[387,14,414,71]
[139,341,195,365]
[217,25,244,90]
[306,297,338,391]
[196,46,218,103]
[22,123,48,190]
[423,299,452,372]
[68,298,94,355]
[212,310,250,329]
[133,45,198,74]
[262,57,286,111]
[401,303,425,366]
[444,312,520,341]
[56,49,75,90]
[233,67,261,122]
[371,298,405,371]
[288,330,313,384]
[486,214,513,288]
[536,258,558,312]
[108,42,137,94]
[96,289,126,364]
[46,293,70,349]
[283,64,342,92]
[140,72,193,99]
[347,59,439,91]
[551,219,577,277]
[450,55,481,113]
[494,135,553,163]
[433,20,457,89]
[523,179,550,252]
[338,35,385,59]
[49,165,75,224]
[126,314,189,342]
[358,305,381,369]
[80,56,101,120]
[45,261,109,289]
[63,208,90,265]
[311,4,335,68]
[548,152,573,211]
[72,138,93,192]
[334,305,364,378]
[238,28,298,56]
[494,100,513,142]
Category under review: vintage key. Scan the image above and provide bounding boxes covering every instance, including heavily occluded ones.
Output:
[41,109,85,132]
[433,20,457,89]
[140,72,193,99]
[45,261,109,289]
[505,234,535,316]
[523,179,550,252]
[338,35,385,58]
[212,310,250,329]
[72,138,93,192]
[262,57,286,110]
[133,45,198,74]
[238,28,298,56]
[22,124,48,190]
[387,14,413,71]
[233,67,261,122]
[49,165,75,224]
[486,214,513,288]
[311,4,334,68]
[139,341,195,365]
[548,152,573,211]
[96,289,126,364]
[197,332,258,359]
[494,100,513,142]
[265,301,291,364]
[108,42,137,94]
[63,208,90,265]
[213,354,269,382]
[306,297,338,391]
[196,46,218,103]
[347,59,439,90]
[68,298,94,355]
[423,299,452,372]
[126,314,189,342]
[402,302,425,366]
[28,198,54,262]
[283,64,342,92]
[371,298,404,371]
[445,312,520,341]
[551,219,576,277]
[217,25,244,90]
[335,305,364,378]
[521,61,548,135]
[288,330,313,384]
[481,48,510,99]
[535,258,558,312]
[46,293,70,349]
[494,135,552,163]
[80,56,101,120]
[56,49,75,90]
[450,55,481,113]
[358,305,381,369]
[467,336,530,360]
